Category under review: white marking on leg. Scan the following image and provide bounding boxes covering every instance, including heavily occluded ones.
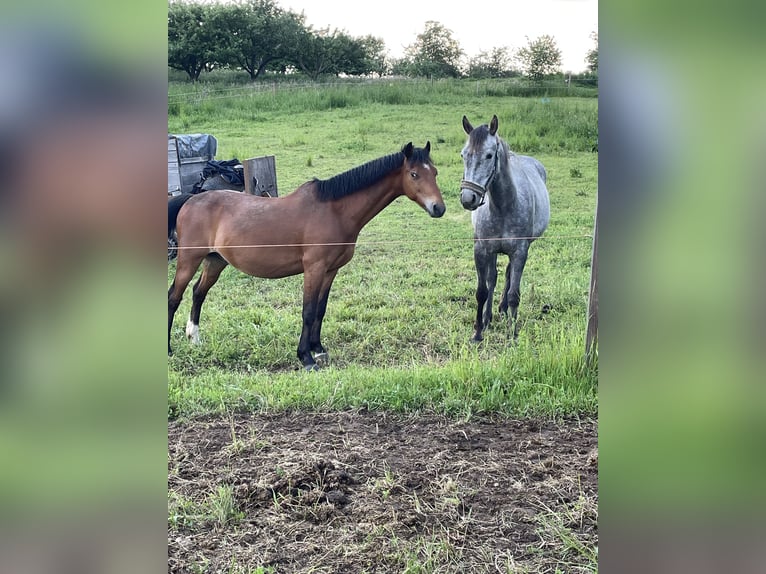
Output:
[186,320,200,344]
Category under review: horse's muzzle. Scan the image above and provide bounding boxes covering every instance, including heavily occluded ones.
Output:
[429,202,446,218]
[460,189,482,211]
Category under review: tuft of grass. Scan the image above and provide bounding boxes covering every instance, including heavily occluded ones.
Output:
[533,488,598,573]
[168,490,203,531]
[225,558,276,574]
[209,484,243,529]
[168,485,244,532]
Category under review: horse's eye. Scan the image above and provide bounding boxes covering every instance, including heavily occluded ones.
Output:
[410,171,418,179]
[485,153,493,160]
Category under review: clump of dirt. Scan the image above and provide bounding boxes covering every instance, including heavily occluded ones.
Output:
[168,411,597,573]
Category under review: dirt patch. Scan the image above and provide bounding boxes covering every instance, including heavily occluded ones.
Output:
[168,411,597,573]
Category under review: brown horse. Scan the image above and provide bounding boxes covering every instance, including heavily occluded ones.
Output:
[168,142,445,370]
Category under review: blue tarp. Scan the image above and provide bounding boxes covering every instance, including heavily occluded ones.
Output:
[171,133,217,160]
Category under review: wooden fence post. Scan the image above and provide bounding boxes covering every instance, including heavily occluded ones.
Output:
[585,198,598,363]
[243,155,279,197]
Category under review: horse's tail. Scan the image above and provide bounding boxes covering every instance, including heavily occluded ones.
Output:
[168,193,195,238]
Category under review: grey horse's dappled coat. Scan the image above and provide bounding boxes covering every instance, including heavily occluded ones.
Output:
[460,115,550,341]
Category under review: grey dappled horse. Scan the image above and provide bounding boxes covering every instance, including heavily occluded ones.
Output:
[459,115,550,342]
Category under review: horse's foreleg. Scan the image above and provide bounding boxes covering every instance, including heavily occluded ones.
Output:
[309,269,339,367]
[506,246,529,339]
[298,266,324,370]
[472,250,495,343]
[485,256,498,328]
[472,274,488,343]
[187,254,228,345]
[499,263,512,315]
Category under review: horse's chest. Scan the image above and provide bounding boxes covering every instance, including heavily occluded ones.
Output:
[473,215,525,255]
[474,214,513,237]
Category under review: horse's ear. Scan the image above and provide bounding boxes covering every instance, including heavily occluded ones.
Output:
[462,115,473,134]
[402,142,413,158]
[489,115,498,136]
[424,141,431,153]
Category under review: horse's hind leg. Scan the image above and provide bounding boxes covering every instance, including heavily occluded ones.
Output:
[186,253,228,344]
[168,251,207,355]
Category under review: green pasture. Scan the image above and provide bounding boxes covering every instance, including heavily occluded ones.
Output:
[167,80,598,420]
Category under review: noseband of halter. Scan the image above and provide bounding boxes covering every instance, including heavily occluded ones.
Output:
[461,141,500,207]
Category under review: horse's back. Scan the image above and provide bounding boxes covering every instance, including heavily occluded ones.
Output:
[511,154,550,238]
[175,189,275,244]
[519,154,547,183]
[182,188,274,218]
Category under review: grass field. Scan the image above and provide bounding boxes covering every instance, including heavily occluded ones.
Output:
[167,81,597,420]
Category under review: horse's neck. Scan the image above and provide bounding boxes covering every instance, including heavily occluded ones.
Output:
[335,175,401,232]
[488,148,517,210]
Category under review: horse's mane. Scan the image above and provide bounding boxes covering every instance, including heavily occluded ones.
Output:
[499,138,511,158]
[468,125,512,161]
[468,124,511,150]
[314,147,431,201]
[467,124,491,148]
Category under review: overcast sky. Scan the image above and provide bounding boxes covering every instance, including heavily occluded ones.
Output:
[282,0,597,73]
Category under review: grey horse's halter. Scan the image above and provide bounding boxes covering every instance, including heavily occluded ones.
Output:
[460,142,500,208]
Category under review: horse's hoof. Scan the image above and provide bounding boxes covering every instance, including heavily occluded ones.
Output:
[470,335,483,344]
[304,363,320,372]
[313,352,330,367]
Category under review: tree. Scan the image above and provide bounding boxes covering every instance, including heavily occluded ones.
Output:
[389,57,415,78]
[292,27,338,80]
[467,47,516,79]
[168,1,225,81]
[289,27,387,79]
[325,31,371,77]
[218,0,305,81]
[403,21,463,78]
[585,32,598,74]
[355,35,389,78]
[516,35,562,82]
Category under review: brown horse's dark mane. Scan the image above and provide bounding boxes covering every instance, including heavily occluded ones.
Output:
[314,147,431,201]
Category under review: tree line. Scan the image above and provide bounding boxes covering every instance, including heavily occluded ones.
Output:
[169,0,598,82]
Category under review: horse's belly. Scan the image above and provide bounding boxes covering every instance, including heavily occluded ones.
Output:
[218,247,305,278]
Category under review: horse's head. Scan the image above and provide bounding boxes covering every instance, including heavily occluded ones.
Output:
[400,141,445,218]
[459,115,501,211]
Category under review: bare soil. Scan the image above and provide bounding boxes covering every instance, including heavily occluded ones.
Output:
[168,411,597,573]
